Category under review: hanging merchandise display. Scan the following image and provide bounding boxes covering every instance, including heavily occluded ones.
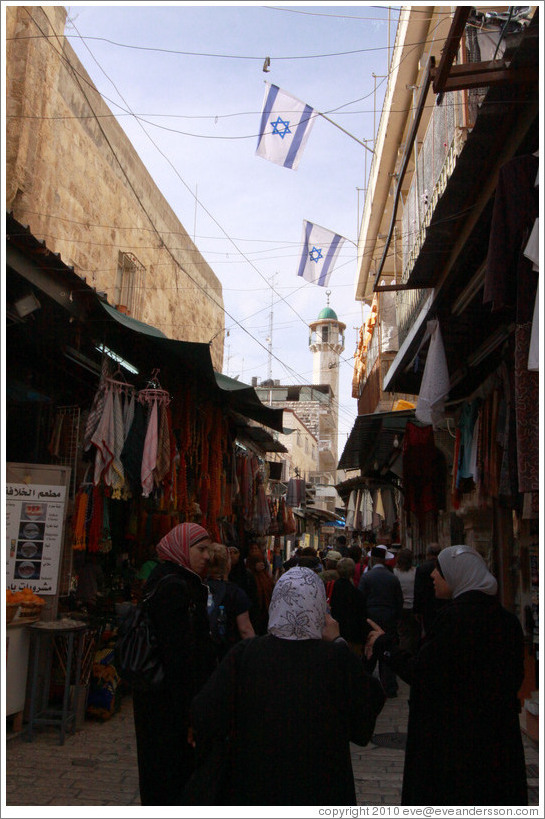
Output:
[484,152,539,502]
[451,359,538,519]
[285,478,306,508]
[68,355,289,615]
[402,423,445,526]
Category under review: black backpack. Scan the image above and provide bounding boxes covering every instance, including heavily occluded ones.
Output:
[114,574,181,690]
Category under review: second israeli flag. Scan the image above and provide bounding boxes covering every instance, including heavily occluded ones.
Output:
[296,221,346,287]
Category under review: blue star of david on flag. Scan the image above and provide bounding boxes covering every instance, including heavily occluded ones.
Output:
[271,117,291,139]
[296,221,347,287]
[256,83,317,170]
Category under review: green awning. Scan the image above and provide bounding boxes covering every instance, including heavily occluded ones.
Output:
[99,301,168,338]
[91,300,284,433]
[338,409,420,473]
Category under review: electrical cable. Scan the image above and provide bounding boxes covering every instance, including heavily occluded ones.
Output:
[19,8,352,393]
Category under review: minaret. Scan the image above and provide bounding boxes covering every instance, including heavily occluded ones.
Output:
[308,291,346,480]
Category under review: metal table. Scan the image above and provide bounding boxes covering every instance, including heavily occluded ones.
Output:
[26,622,88,745]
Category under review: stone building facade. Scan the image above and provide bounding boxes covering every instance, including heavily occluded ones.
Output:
[5,5,224,370]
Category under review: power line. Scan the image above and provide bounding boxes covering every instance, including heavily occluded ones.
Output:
[20,9,343,389]
[9,31,450,61]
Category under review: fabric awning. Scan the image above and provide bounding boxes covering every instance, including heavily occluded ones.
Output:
[338,408,421,474]
[7,211,285,433]
[87,299,285,433]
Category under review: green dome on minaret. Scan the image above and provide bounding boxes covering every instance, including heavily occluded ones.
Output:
[316,290,338,321]
[317,306,338,321]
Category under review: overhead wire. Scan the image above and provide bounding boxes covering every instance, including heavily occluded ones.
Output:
[21,8,341,389]
[8,94,532,126]
[9,31,451,62]
[31,5,370,382]
[15,6,457,428]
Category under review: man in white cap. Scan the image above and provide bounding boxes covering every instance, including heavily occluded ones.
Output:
[358,545,403,697]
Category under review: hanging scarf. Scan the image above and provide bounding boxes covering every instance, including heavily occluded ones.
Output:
[156,522,210,569]
[141,399,159,497]
[268,566,327,640]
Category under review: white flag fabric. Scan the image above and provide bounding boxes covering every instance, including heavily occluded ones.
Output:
[297,220,345,287]
[256,83,317,170]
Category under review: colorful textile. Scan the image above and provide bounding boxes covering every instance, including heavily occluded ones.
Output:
[402,422,440,523]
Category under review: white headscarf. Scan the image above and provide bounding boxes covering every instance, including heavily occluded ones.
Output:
[437,545,498,598]
[268,566,327,640]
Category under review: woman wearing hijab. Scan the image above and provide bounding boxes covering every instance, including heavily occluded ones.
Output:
[189,566,385,805]
[366,545,528,806]
[132,522,217,806]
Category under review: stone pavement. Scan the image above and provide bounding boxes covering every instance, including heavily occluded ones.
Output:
[4,680,540,810]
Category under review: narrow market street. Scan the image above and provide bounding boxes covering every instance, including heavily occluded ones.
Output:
[4,679,539,809]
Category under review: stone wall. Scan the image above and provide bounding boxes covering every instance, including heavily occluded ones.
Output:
[6,6,224,370]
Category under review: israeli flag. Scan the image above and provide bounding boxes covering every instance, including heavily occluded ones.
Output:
[297,221,346,287]
[256,83,317,170]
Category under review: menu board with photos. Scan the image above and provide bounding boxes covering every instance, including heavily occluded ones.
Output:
[5,483,67,595]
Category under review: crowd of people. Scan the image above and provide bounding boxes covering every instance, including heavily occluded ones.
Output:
[129,523,529,808]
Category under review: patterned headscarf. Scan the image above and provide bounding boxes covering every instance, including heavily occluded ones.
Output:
[156,523,210,569]
[437,545,498,598]
[268,566,327,640]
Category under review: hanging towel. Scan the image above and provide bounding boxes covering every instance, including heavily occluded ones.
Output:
[375,489,385,519]
[121,402,147,495]
[415,319,450,428]
[141,399,159,497]
[122,391,135,441]
[345,490,356,529]
[154,402,172,486]
[109,389,126,495]
[286,478,306,507]
[91,387,115,486]
[382,488,396,528]
[83,358,110,451]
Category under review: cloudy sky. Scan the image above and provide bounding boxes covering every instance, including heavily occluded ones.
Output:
[64,1,399,446]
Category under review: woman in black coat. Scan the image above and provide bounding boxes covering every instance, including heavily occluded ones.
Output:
[132,523,217,806]
[329,557,369,655]
[366,545,528,806]
[188,566,385,806]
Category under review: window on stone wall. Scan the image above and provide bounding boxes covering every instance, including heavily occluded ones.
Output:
[115,251,145,319]
[287,386,301,401]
